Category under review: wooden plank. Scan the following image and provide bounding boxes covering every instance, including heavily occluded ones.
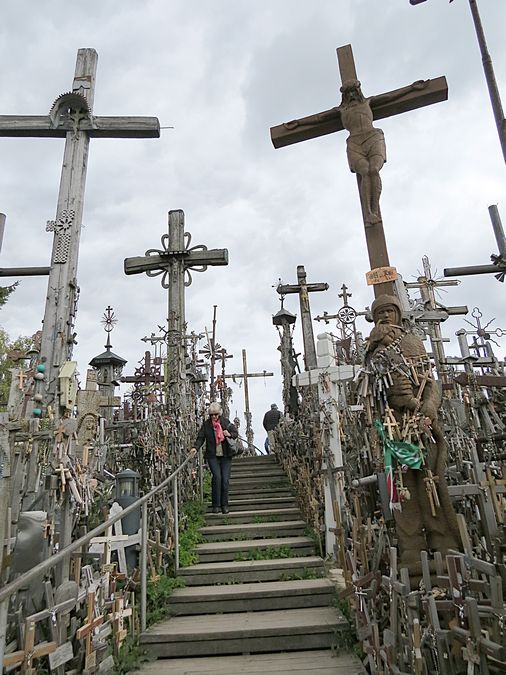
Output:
[142,607,344,641]
[196,535,313,553]
[177,555,324,573]
[144,633,341,659]
[270,76,448,148]
[130,649,364,674]
[124,249,228,275]
[169,578,334,601]
[0,115,160,138]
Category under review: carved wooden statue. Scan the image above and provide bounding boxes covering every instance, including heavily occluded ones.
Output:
[362,294,461,574]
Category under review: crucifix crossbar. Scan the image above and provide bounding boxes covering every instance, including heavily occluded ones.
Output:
[271,44,448,296]
[270,46,447,148]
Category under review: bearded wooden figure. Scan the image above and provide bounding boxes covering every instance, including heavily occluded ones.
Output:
[362,294,461,576]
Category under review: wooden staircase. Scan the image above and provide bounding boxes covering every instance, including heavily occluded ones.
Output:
[135,454,364,674]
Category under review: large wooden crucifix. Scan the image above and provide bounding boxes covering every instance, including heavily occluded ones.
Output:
[0,48,160,415]
[271,44,448,297]
[124,209,228,414]
[277,265,328,370]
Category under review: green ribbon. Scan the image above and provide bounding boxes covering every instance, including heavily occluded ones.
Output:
[375,418,424,472]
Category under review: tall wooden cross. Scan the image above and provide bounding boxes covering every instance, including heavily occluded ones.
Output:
[271,44,448,297]
[124,209,228,414]
[225,349,274,452]
[277,265,328,370]
[0,48,160,415]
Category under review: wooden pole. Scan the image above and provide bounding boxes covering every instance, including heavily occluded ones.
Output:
[242,349,254,452]
[468,0,506,163]
[166,210,187,424]
[0,213,5,253]
[209,305,218,400]
[39,49,98,414]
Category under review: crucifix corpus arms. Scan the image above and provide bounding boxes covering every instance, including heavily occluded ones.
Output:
[271,44,447,228]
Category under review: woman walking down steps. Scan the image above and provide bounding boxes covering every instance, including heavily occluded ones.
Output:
[134,454,365,674]
[191,402,238,514]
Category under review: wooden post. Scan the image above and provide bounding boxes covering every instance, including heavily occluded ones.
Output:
[224,356,274,453]
[166,210,187,416]
[242,350,253,453]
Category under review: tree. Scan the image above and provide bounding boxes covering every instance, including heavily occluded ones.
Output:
[0,281,20,309]
[0,329,32,410]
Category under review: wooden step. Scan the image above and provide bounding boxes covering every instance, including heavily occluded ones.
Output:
[230,472,291,487]
[200,520,307,542]
[231,468,286,478]
[131,649,365,674]
[228,487,293,498]
[168,578,335,615]
[177,556,325,585]
[140,606,347,658]
[234,456,277,464]
[204,507,300,525]
[195,535,315,563]
[224,496,297,511]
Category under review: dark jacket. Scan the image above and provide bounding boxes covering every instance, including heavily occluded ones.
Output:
[194,416,238,459]
[263,408,282,431]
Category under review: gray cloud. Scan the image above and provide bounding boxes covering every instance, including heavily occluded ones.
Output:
[1,0,505,442]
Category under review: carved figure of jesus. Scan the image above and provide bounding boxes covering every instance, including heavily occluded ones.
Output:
[284,79,429,226]
[339,79,386,225]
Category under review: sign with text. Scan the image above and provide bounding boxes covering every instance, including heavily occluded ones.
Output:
[366,266,398,286]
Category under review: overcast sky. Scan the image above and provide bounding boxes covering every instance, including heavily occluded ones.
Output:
[1,0,505,444]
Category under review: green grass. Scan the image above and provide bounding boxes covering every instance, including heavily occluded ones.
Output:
[234,545,293,561]
[178,498,207,567]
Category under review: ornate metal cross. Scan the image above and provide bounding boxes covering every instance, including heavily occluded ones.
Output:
[124,209,228,412]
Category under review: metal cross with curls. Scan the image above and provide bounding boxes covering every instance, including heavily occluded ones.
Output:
[144,232,211,289]
[463,307,505,348]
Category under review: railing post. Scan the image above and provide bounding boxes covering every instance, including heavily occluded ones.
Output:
[199,448,204,502]
[174,473,179,571]
[0,599,8,670]
[140,500,148,633]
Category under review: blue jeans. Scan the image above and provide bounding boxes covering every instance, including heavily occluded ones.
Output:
[207,455,232,508]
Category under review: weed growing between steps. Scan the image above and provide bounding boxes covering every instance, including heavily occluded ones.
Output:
[304,525,324,558]
[234,545,294,561]
[332,594,363,659]
[279,568,323,581]
[178,497,207,566]
[253,514,279,523]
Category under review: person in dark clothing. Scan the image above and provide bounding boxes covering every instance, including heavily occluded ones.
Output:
[262,403,282,454]
[191,402,238,514]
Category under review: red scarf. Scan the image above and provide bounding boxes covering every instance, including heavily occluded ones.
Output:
[212,416,225,445]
